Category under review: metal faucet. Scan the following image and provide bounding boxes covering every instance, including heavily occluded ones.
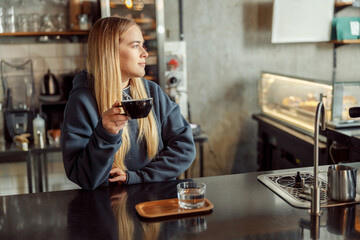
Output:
[310,102,326,215]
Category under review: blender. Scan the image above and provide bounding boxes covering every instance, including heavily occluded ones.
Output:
[0,59,35,142]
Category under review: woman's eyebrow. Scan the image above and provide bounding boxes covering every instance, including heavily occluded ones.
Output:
[128,40,144,45]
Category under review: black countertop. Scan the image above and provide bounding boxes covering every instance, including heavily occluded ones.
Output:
[1,164,360,239]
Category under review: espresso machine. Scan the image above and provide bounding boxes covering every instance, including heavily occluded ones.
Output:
[0,59,35,142]
[164,41,188,120]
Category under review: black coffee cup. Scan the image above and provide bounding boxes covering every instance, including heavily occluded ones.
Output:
[117,98,153,119]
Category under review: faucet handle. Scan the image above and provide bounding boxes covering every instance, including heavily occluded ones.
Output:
[301,178,306,192]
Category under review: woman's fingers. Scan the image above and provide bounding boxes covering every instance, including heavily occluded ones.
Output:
[102,101,128,134]
[109,167,127,183]
[110,167,122,176]
[109,175,126,183]
[112,101,120,107]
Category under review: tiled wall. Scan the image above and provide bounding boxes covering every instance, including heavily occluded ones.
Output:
[0,43,86,108]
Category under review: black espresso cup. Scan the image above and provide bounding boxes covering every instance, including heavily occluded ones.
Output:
[117,98,153,119]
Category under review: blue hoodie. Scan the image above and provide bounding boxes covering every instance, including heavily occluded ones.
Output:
[61,70,195,190]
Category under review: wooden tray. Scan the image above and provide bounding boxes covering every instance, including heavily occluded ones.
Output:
[135,198,214,219]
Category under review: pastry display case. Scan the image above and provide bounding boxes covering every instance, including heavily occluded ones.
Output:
[258,72,360,134]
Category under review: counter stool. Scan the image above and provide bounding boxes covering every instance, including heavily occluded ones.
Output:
[185,133,208,178]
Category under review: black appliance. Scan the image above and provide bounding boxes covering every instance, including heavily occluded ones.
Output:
[39,69,61,102]
[1,60,35,142]
[39,71,77,132]
[4,109,34,142]
[40,102,66,130]
[41,69,60,96]
[61,72,76,101]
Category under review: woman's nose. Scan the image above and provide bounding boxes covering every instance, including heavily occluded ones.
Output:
[141,48,148,58]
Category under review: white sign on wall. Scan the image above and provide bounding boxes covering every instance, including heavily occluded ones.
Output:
[272,0,335,43]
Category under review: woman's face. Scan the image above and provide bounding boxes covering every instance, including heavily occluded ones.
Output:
[119,25,148,82]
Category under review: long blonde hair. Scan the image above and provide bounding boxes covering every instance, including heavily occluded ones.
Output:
[86,17,159,170]
[111,191,160,240]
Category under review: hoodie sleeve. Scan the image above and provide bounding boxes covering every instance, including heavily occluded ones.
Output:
[61,87,123,190]
[125,84,196,184]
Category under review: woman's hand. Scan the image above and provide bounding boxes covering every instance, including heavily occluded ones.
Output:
[109,167,127,184]
[102,101,128,134]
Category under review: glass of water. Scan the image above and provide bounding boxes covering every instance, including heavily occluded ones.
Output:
[177,182,206,209]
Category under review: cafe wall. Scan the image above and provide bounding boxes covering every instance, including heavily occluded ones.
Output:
[0,43,85,107]
[165,0,360,176]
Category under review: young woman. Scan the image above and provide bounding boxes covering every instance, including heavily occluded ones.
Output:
[61,17,195,190]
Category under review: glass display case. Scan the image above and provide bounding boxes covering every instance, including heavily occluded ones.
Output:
[258,72,360,134]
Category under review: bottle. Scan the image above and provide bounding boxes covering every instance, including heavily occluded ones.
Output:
[69,0,82,30]
[33,114,46,148]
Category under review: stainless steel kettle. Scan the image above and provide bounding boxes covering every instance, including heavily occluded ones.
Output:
[41,69,60,96]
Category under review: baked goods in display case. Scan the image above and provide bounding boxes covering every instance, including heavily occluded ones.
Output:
[300,101,318,112]
[259,72,360,134]
[282,96,301,108]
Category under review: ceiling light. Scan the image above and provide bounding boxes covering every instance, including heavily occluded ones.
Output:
[125,0,133,9]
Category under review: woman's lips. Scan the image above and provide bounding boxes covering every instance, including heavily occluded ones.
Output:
[139,62,146,67]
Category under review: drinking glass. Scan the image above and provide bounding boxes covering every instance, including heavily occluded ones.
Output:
[5,5,15,33]
[55,13,66,31]
[29,13,41,32]
[177,182,206,209]
[41,14,55,32]
[17,14,29,32]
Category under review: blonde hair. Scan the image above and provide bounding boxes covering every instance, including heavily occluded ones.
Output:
[111,191,160,240]
[111,192,134,239]
[86,17,159,170]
